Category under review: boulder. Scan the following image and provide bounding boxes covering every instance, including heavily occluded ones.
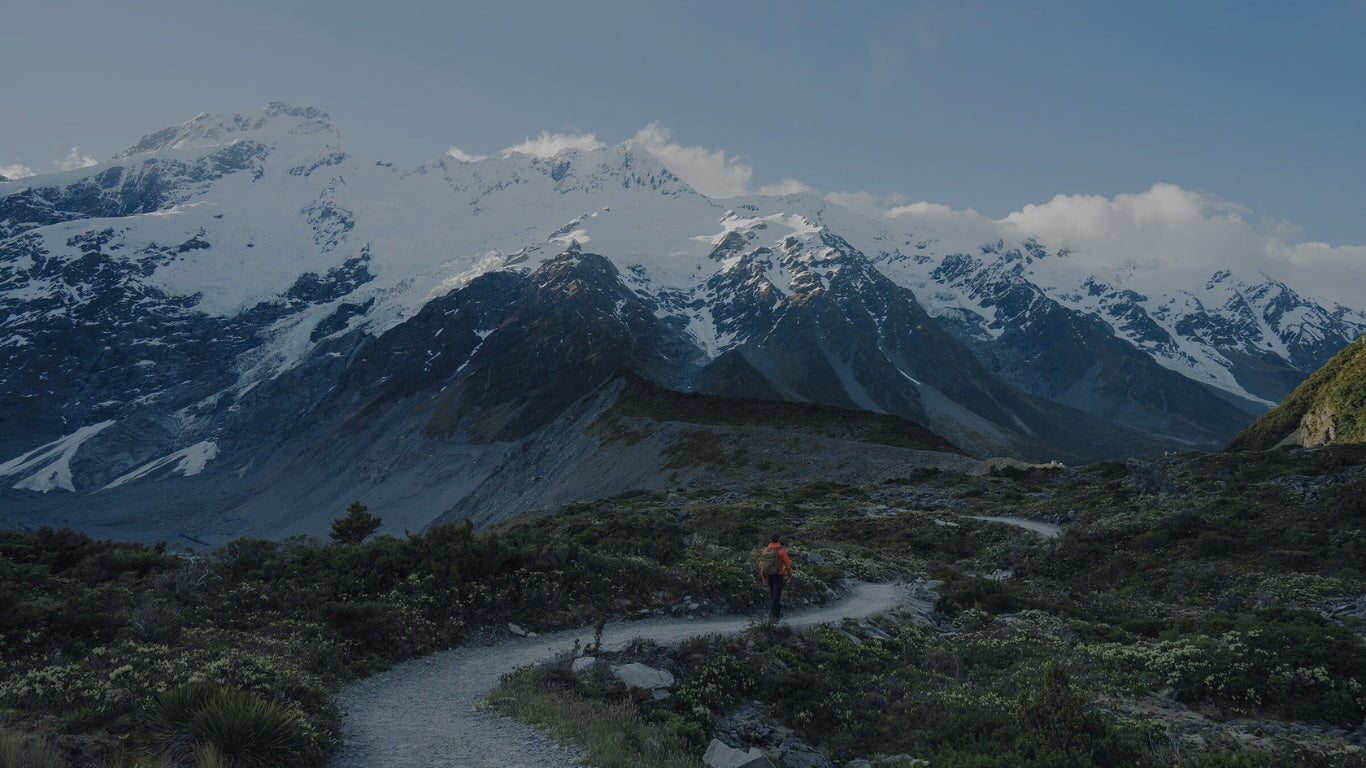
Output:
[779,737,834,768]
[713,702,779,749]
[610,662,674,690]
[570,656,596,674]
[703,738,773,768]
[804,551,831,566]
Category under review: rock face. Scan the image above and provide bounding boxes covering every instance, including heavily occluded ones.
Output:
[3,103,1363,543]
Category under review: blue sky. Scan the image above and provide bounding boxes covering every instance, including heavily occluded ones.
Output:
[3,0,1364,248]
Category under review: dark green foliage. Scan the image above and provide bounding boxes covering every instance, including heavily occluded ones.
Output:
[1016,663,1144,768]
[1193,531,1240,556]
[329,500,382,544]
[1159,609,1366,726]
[935,572,1030,615]
[1158,509,1206,540]
[1178,746,1366,768]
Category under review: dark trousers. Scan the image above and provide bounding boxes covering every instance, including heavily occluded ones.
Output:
[767,574,785,620]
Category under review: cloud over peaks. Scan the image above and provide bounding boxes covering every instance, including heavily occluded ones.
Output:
[824,190,883,213]
[0,162,35,179]
[823,182,1364,308]
[55,146,97,172]
[999,184,1364,307]
[1001,184,1261,275]
[501,131,604,159]
[445,146,487,163]
[757,178,815,196]
[631,124,815,199]
[631,124,754,198]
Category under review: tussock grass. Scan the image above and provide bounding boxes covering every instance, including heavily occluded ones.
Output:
[136,682,308,767]
[489,668,702,768]
[0,730,24,768]
[0,726,65,768]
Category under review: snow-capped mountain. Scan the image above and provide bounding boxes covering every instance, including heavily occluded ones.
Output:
[2,103,1361,542]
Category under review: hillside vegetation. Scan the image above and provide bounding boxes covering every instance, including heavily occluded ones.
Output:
[1229,335,1366,451]
[1,446,1365,766]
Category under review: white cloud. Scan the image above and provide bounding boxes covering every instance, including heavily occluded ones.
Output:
[1001,184,1260,274]
[998,183,1366,308]
[885,200,1002,254]
[888,201,958,217]
[0,162,36,179]
[757,177,815,196]
[55,146,97,171]
[1275,241,1366,308]
[825,190,883,213]
[500,131,604,159]
[445,146,487,162]
[630,123,814,199]
[631,123,753,198]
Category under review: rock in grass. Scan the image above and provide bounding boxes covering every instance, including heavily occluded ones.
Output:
[713,702,778,748]
[779,736,834,768]
[703,738,773,768]
[610,662,674,690]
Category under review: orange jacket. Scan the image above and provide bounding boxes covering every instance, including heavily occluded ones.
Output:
[758,543,793,581]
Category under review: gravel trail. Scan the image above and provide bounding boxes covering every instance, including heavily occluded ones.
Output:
[329,581,912,768]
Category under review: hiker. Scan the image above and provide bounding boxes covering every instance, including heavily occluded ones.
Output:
[758,533,794,621]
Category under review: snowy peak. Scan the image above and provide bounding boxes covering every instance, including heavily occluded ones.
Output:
[116,103,342,160]
[419,140,697,206]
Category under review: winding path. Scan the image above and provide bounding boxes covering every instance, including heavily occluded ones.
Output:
[329,581,914,768]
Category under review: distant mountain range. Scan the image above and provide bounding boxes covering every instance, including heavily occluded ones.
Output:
[3,103,1362,543]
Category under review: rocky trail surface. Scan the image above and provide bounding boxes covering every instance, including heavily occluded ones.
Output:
[329,581,918,767]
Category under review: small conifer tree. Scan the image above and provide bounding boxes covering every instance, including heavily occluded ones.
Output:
[330,501,382,544]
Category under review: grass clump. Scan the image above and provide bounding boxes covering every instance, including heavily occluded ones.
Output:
[489,666,701,768]
[0,726,66,768]
[135,681,313,767]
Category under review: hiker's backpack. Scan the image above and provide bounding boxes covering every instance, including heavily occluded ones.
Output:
[758,546,781,576]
